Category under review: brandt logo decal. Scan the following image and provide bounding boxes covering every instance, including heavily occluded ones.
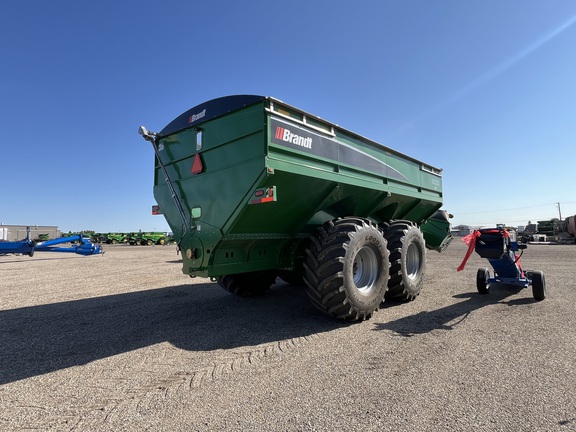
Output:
[274,126,312,149]
[188,109,206,124]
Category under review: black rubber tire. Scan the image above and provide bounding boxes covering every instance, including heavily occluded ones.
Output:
[277,270,306,286]
[146,239,153,246]
[476,267,490,294]
[303,217,390,321]
[384,221,426,301]
[531,270,546,301]
[157,238,166,245]
[217,271,277,297]
[28,241,37,257]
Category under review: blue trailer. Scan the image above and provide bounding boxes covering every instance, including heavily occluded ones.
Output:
[457,227,546,300]
[0,228,102,257]
[0,238,37,256]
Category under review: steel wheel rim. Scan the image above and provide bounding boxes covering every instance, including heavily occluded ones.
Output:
[406,243,421,280]
[353,245,379,294]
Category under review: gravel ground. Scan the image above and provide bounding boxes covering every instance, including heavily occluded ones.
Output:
[1,240,575,431]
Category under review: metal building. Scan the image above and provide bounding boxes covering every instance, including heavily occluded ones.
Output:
[0,225,60,242]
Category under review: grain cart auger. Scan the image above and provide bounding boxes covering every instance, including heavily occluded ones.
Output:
[140,95,453,321]
[0,227,103,257]
[457,228,546,300]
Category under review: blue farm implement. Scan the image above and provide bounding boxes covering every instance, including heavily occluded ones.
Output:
[457,228,546,301]
[0,228,102,257]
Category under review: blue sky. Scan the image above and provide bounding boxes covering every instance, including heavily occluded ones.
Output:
[1,1,575,232]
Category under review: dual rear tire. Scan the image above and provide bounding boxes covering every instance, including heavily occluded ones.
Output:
[217,217,428,322]
[384,221,426,302]
[303,217,390,321]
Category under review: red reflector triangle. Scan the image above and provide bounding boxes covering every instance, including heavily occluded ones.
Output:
[191,153,203,174]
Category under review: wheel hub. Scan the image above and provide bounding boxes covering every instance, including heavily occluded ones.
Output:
[353,245,380,295]
[405,243,421,280]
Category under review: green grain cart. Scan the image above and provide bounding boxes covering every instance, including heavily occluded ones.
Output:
[140,95,452,321]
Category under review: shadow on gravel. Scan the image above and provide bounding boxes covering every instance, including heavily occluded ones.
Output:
[374,286,528,336]
[0,255,91,264]
[0,281,342,384]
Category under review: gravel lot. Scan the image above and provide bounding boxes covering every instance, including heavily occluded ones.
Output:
[1,240,575,431]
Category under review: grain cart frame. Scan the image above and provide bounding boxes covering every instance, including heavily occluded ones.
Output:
[140,95,452,321]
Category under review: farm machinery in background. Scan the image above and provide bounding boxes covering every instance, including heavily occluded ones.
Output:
[99,232,169,245]
[520,216,576,244]
[0,227,102,257]
[83,232,171,245]
[128,232,169,246]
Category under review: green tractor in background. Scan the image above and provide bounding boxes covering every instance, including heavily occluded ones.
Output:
[106,233,128,244]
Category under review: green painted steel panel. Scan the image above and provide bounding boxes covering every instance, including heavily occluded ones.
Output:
[149,96,449,277]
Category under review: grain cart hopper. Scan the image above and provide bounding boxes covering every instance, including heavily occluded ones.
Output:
[139,95,452,321]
